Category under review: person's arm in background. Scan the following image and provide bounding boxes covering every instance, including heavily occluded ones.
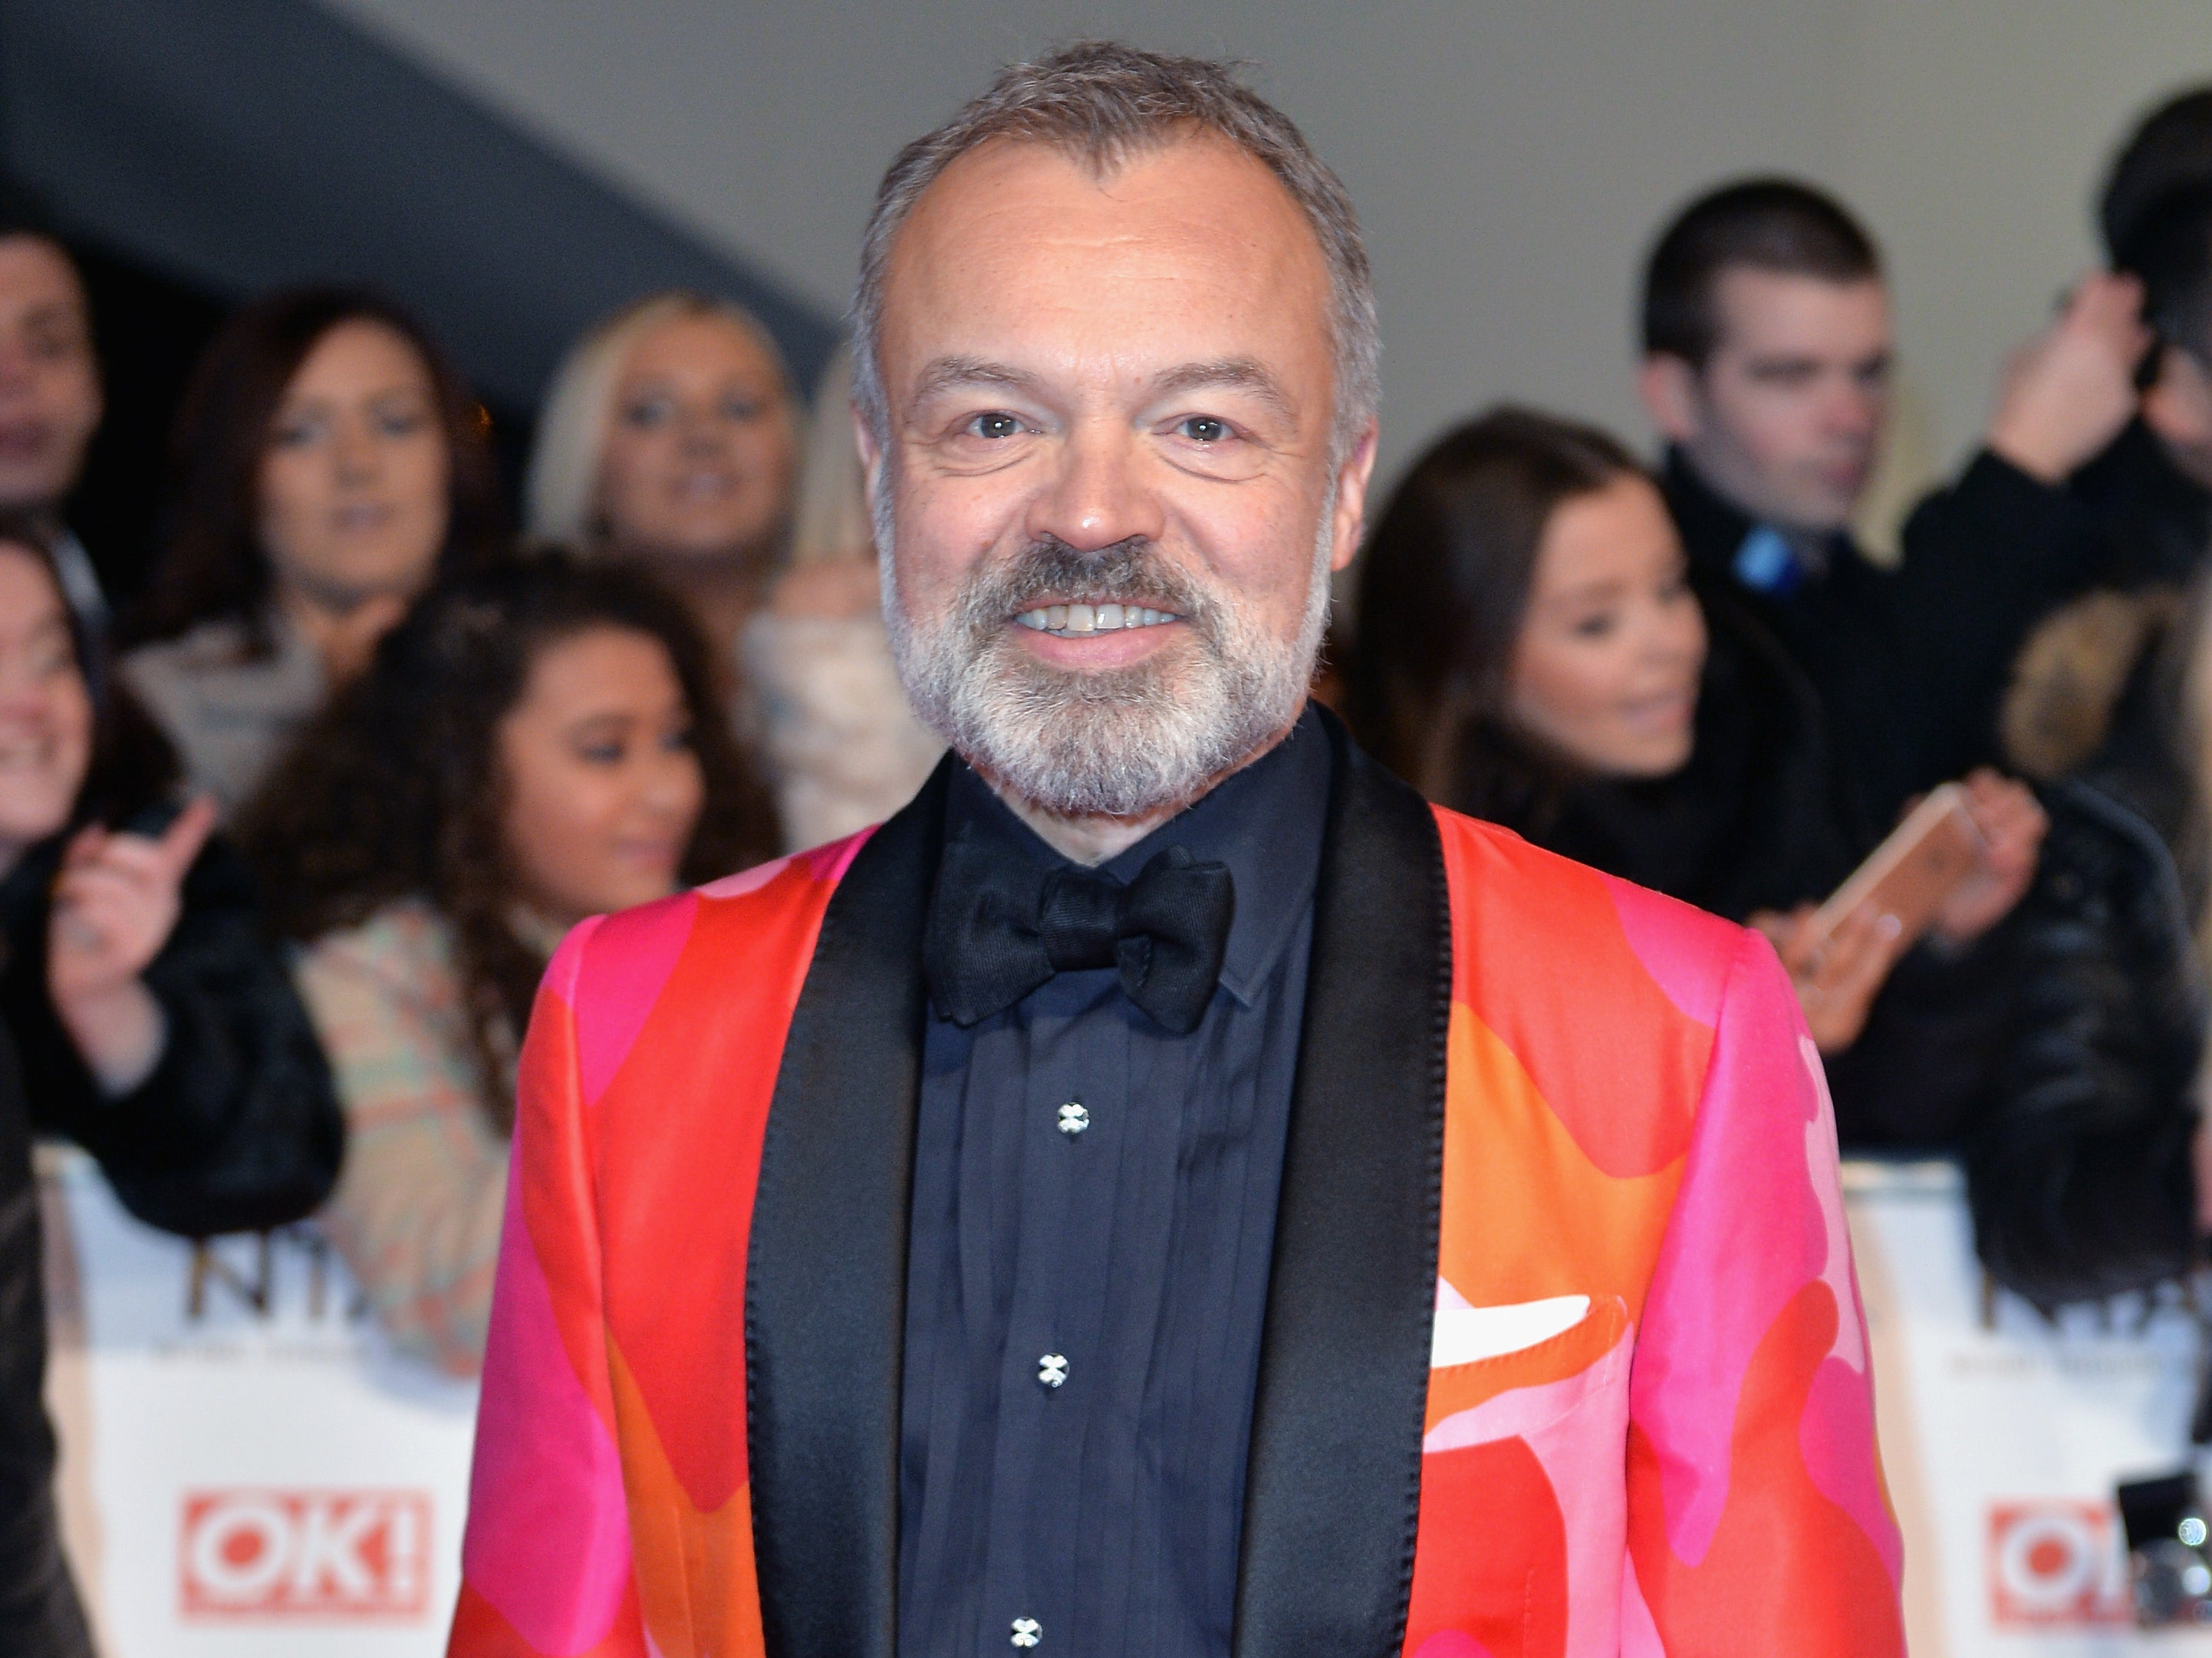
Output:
[1624,927,1905,1656]
[1889,274,2151,789]
[27,801,343,1236]
[1962,785,2201,1308]
[295,913,509,1377]
[448,916,647,1658]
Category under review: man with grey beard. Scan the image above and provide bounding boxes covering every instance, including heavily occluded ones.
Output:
[452,41,1898,1658]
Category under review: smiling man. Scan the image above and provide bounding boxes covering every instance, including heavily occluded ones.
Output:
[451,44,1901,1658]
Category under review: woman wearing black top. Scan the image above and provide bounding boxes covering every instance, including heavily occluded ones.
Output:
[1348,406,2045,1140]
[0,515,341,1653]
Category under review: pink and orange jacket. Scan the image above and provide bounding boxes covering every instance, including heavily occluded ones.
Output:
[451,728,1904,1658]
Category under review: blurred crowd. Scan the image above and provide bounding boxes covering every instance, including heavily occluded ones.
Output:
[2,70,2211,1652]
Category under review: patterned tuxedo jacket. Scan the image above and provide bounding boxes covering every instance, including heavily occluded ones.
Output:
[449,717,1904,1657]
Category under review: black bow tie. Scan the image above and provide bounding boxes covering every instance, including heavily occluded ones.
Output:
[924,837,1236,1035]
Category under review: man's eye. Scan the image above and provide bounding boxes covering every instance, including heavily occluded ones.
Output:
[1572,614,1617,640]
[966,413,1024,440]
[1177,417,1230,444]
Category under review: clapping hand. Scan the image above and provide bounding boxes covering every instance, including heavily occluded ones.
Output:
[47,796,218,1092]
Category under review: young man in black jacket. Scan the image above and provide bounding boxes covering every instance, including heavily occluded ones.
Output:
[1636,178,2148,837]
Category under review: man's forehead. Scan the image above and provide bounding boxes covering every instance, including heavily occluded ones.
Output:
[1712,265,1890,357]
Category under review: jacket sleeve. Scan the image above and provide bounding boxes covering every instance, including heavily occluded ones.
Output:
[1964,790,2201,1308]
[37,836,343,1237]
[449,917,646,1657]
[1890,448,2096,785]
[1622,928,1905,1656]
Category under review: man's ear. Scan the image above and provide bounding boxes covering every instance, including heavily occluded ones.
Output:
[854,403,885,516]
[1328,419,1381,574]
[1638,353,1704,446]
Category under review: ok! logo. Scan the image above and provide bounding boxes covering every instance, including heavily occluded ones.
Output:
[179,1490,433,1619]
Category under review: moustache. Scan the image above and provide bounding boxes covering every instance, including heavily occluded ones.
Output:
[962,536,1217,631]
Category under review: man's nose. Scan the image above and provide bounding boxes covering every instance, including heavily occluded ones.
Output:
[1824,380,1883,442]
[1026,424,1163,552]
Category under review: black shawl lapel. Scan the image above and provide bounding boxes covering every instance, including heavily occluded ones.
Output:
[746,761,950,1658]
[1233,712,1451,1656]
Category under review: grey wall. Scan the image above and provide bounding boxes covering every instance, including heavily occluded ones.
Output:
[295,2,2212,505]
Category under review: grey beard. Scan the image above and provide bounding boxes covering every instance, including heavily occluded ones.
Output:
[882,504,1332,821]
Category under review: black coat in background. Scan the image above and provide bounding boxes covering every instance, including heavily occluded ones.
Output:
[0,811,344,1656]
[1973,588,2206,1309]
[2070,419,2212,593]
[1663,446,2098,834]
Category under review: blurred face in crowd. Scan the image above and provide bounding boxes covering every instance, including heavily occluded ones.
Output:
[1508,472,1706,778]
[2144,343,2212,489]
[258,318,451,614]
[596,313,799,566]
[0,236,102,515]
[1641,267,1893,537]
[864,135,1377,825]
[0,543,91,873]
[495,626,704,928]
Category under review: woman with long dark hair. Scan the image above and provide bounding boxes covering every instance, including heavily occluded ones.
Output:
[121,286,507,811]
[1349,406,2043,1139]
[0,514,341,1654]
[238,554,777,1374]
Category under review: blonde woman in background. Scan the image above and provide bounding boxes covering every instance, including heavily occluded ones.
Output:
[526,292,800,685]
[532,301,938,848]
[744,343,941,847]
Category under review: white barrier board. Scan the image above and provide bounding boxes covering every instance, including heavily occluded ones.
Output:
[33,1146,2212,1656]
[38,1148,475,1656]
[1848,1158,2212,1656]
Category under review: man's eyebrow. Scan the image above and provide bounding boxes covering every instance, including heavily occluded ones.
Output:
[1147,358,1295,419]
[909,356,1044,403]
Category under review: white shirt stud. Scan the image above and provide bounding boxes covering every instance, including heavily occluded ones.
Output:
[1012,1616,1042,1647]
[1038,1353,1068,1388]
[1057,1102,1090,1136]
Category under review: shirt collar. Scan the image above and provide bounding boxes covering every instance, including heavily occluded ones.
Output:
[940,704,1334,1008]
[1661,446,1843,589]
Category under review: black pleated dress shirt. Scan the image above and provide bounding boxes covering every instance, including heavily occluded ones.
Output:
[898,709,1333,1658]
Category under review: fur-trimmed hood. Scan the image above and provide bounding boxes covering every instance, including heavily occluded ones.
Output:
[2000,587,2191,782]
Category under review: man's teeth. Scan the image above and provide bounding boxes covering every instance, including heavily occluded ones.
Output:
[1013,603,1180,637]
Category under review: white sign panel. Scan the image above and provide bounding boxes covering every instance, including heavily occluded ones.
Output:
[39,1148,475,1657]
[1848,1159,2212,1656]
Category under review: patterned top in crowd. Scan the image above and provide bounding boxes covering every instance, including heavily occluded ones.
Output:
[0,518,343,1656]
[529,301,940,850]
[235,554,778,1374]
[120,286,509,814]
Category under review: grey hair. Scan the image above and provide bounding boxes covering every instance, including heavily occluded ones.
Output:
[851,41,1379,460]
